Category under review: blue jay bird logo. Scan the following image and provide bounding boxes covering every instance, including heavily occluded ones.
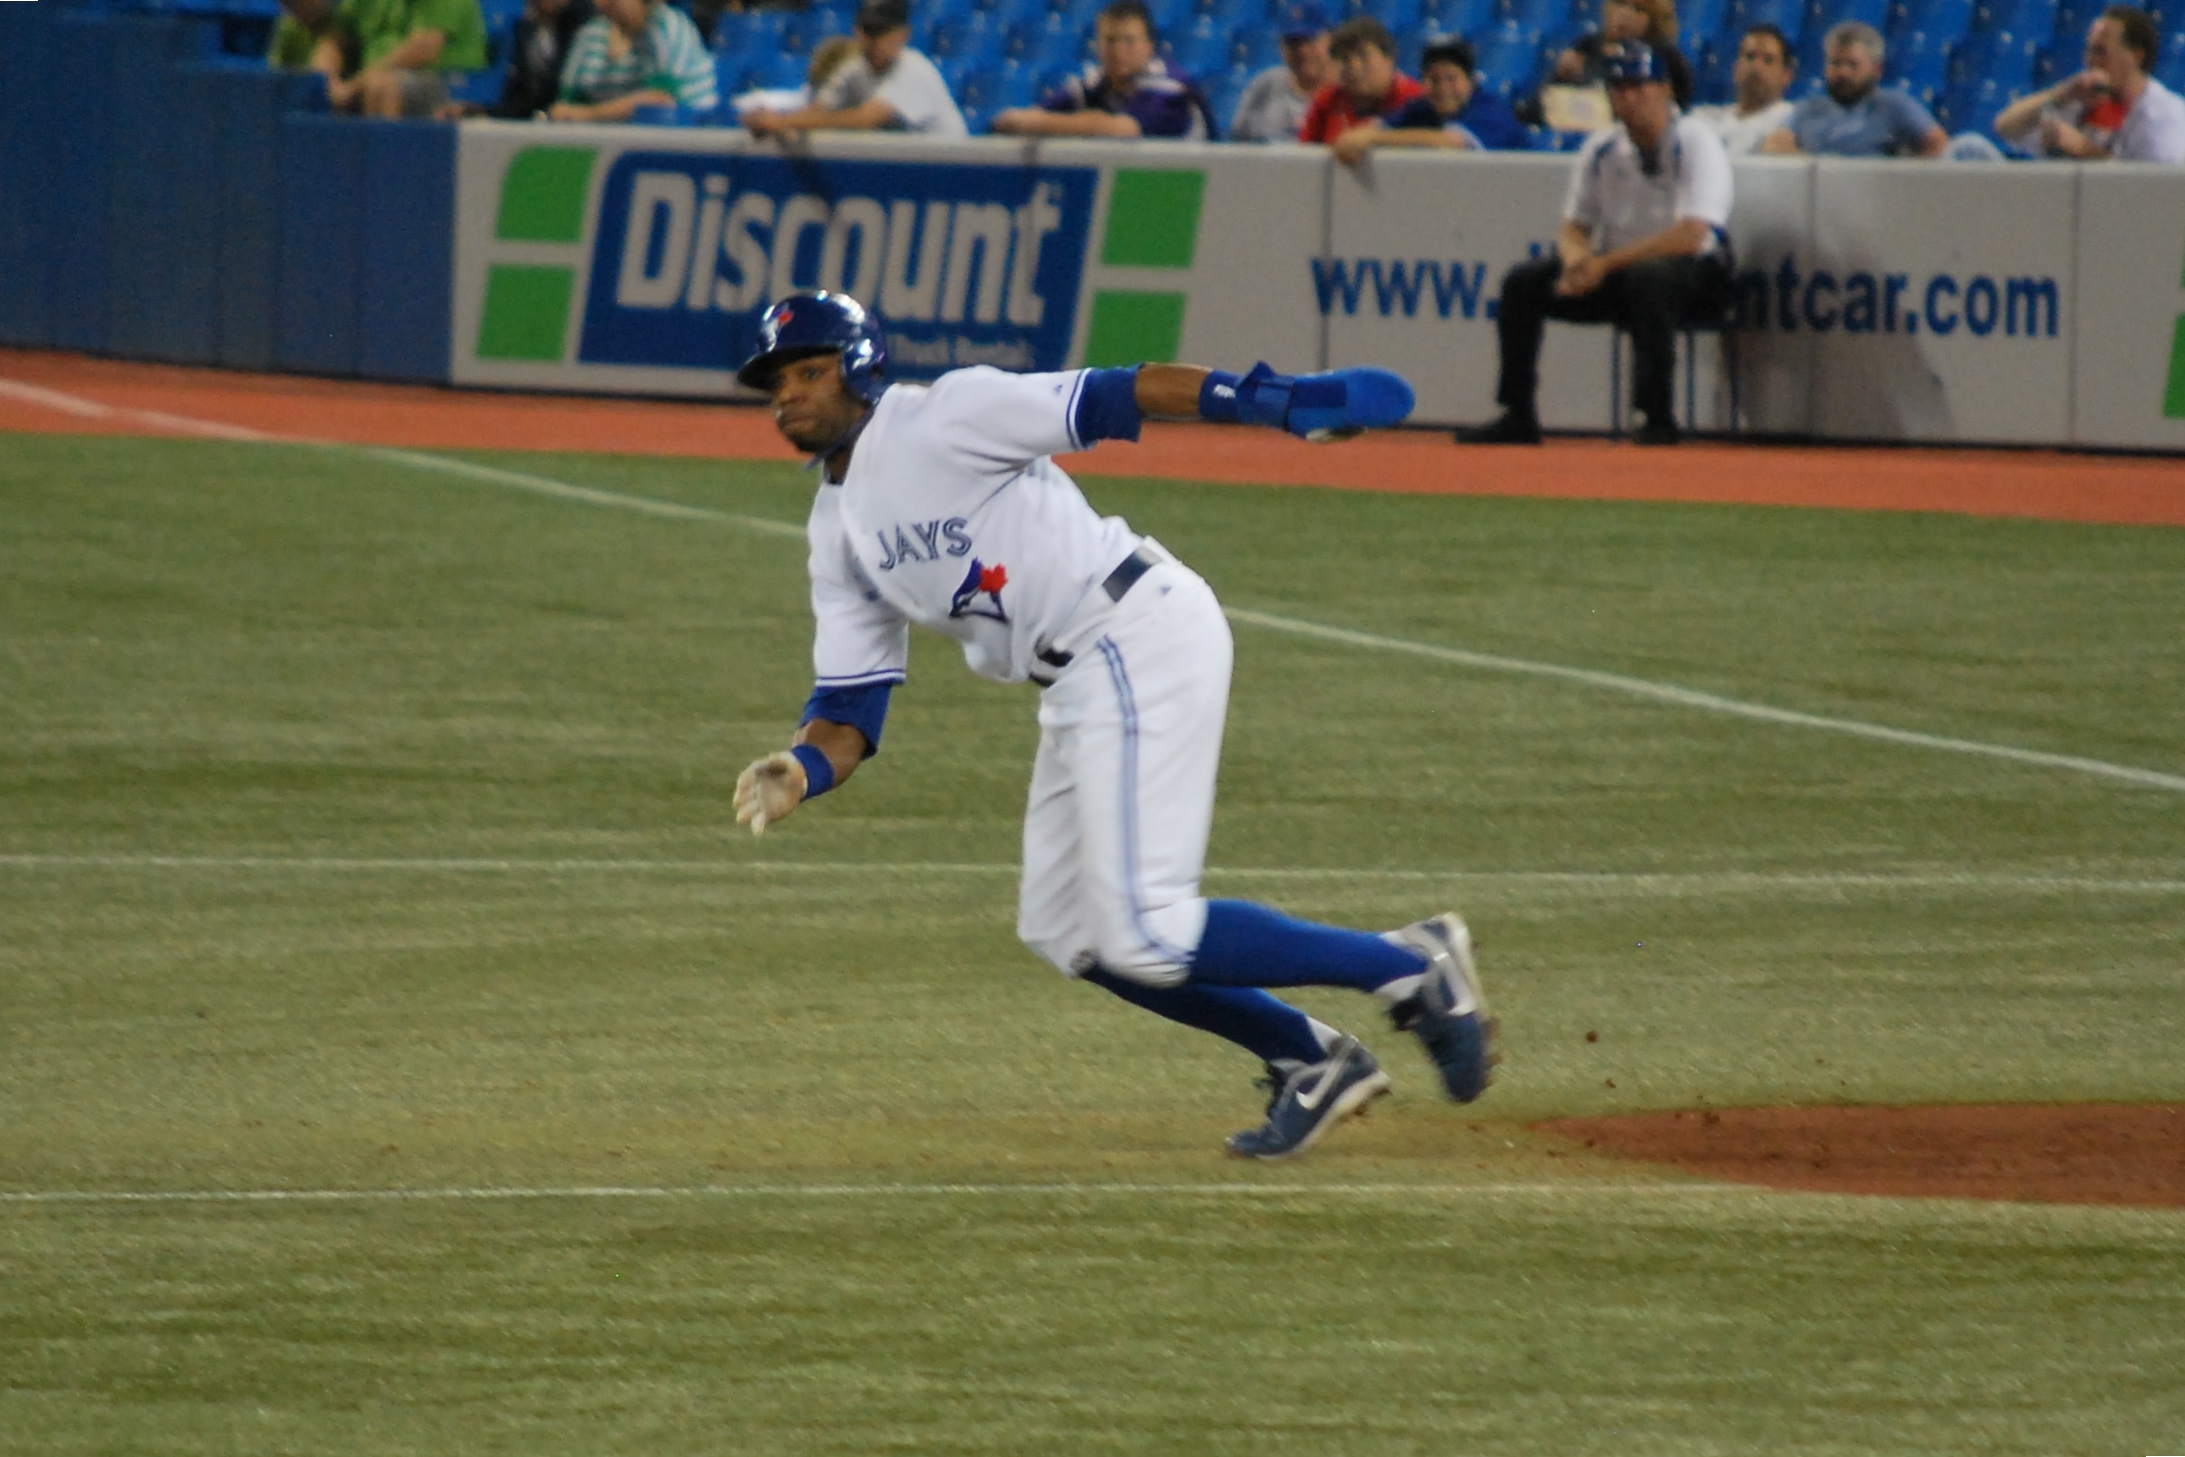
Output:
[949,559,1009,622]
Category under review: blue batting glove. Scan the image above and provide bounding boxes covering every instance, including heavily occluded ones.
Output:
[1221,362,1416,441]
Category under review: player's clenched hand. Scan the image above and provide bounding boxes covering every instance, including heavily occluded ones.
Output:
[734,751,808,836]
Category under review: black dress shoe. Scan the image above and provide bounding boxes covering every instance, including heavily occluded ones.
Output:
[1454,412,1543,445]
[1631,414,1682,446]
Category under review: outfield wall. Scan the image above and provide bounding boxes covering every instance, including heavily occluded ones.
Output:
[5,6,2185,450]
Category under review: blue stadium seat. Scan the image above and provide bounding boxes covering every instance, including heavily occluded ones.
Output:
[1733,0,1805,51]
[1677,0,1728,54]
[1145,0,1198,36]
[1896,0,1974,41]
[1888,26,1953,97]
[1005,9,1063,58]
[1167,11,1230,71]
[1360,0,1428,31]
[1230,21,1283,69]
[1205,61,1253,130]
[938,8,1009,63]
[1473,19,1544,96]
[1691,35,1734,103]
[713,6,789,56]
[2158,29,2185,90]
[1954,25,2037,88]
[1937,73,2017,132]
[1420,0,1496,37]
[1506,0,1572,36]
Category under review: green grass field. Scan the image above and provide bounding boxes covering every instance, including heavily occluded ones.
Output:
[3,431,2182,1454]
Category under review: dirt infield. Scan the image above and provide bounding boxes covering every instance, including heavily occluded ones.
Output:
[1539,1104,2185,1207]
[5,348,2183,526]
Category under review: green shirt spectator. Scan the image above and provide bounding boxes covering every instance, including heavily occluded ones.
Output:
[268,0,343,70]
[338,0,488,72]
[314,0,488,116]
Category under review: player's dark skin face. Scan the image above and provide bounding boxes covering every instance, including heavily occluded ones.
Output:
[767,353,868,461]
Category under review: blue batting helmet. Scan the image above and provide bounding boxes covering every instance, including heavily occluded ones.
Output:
[1601,39,1671,83]
[736,291,889,404]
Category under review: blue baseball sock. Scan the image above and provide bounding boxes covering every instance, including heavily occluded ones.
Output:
[1082,967,1328,1066]
[1185,899,1427,995]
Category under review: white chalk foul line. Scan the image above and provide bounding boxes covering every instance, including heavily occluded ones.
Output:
[0,854,2179,895]
[8,374,2181,794]
[0,1181,1743,1206]
[1225,608,2185,794]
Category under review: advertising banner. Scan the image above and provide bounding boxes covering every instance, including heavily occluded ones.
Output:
[453,126,1108,394]
[450,129,1323,398]
[1806,161,2074,444]
[2071,165,2185,451]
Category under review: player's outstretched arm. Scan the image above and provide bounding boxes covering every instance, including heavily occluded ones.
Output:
[1131,361,1415,442]
[733,718,870,836]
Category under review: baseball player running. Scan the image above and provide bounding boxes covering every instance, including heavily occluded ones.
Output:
[733,290,1493,1159]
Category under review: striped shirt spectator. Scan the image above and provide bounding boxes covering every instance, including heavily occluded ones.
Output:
[554,0,716,120]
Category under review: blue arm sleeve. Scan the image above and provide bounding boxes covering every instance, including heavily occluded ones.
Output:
[801,681,894,758]
[1071,365,1143,444]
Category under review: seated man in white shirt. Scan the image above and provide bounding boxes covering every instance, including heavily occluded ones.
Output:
[1456,41,1735,447]
[1691,22,1796,154]
[745,0,969,139]
[1994,4,2185,163]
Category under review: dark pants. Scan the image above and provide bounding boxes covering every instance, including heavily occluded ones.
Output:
[1493,254,1733,423]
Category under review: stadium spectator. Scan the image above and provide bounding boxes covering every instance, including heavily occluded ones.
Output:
[1761,22,1946,156]
[1551,0,1693,110]
[745,0,968,137]
[1228,0,1331,142]
[1994,5,2185,162]
[1298,15,1422,143]
[1457,42,1733,448]
[1330,37,1530,161]
[807,34,861,93]
[991,0,1216,138]
[313,0,488,117]
[1690,23,1795,154]
[435,0,593,118]
[268,0,341,71]
[550,0,717,121]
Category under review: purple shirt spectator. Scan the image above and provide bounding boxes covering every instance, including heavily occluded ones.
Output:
[1040,55,1217,138]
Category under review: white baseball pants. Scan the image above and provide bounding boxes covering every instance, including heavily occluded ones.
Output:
[1016,558,1231,989]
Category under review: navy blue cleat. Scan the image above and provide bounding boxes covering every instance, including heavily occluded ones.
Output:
[1225,1034,1392,1160]
[1384,913,1495,1103]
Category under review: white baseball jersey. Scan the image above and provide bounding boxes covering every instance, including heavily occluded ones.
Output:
[1564,112,1734,255]
[803,363,1222,984]
[807,366,1141,689]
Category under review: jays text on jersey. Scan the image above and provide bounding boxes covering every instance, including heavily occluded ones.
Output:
[807,366,1143,690]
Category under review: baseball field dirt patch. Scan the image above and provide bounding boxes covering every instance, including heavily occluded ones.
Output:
[1537,1104,2185,1207]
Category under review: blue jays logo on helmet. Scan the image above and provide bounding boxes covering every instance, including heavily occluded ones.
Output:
[736,290,890,404]
[1600,39,1668,83]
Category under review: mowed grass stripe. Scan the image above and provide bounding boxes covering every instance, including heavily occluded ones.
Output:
[364,439,2185,796]
[9,373,2174,796]
[1,853,2181,895]
[0,1180,1740,1204]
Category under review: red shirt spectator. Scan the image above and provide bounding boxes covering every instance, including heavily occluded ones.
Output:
[1299,72,1424,140]
[1297,14,1423,142]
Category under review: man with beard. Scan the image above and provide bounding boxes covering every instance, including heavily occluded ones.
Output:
[1762,21,1946,157]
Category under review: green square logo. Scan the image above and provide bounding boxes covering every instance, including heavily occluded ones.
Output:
[1085,290,1186,366]
[2165,315,2185,420]
[1100,170,1206,270]
[477,265,575,362]
[495,148,597,244]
